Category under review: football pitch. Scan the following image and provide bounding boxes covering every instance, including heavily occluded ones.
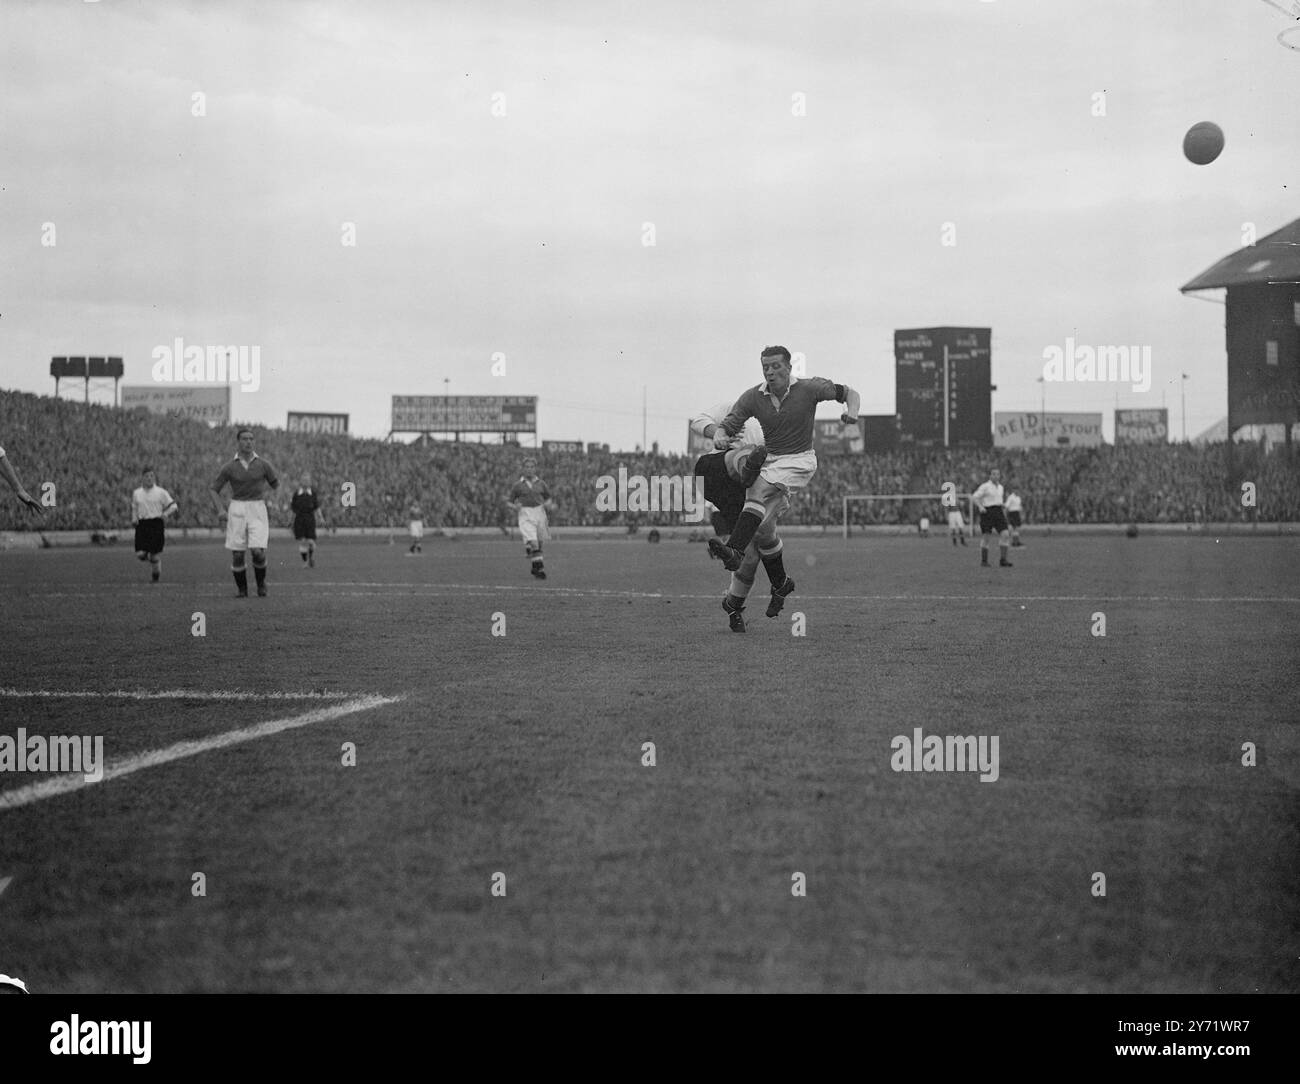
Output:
[0,532,1296,993]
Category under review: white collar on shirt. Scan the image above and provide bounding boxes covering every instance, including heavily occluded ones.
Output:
[761,376,798,404]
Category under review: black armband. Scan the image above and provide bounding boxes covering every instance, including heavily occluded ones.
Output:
[834,383,847,403]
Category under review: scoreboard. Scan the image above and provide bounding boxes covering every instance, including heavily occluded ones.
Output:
[894,328,991,447]
[391,395,537,434]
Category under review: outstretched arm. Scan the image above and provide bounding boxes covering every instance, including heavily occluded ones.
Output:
[0,452,42,514]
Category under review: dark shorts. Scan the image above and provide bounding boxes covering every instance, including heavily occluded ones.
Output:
[694,452,745,534]
[135,518,165,554]
[1007,510,1022,528]
[980,506,1010,534]
[293,514,317,540]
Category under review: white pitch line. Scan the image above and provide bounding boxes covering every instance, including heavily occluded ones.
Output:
[247,585,1300,604]
[6,584,1298,604]
[0,693,402,813]
[0,688,376,701]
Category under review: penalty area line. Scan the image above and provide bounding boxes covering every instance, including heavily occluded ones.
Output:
[0,693,403,813]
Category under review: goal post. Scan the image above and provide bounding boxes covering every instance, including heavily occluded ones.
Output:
[841,492,977,539]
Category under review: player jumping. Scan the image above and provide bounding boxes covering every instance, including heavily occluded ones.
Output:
[690,401,774,632]
[708,346,860,618]
[507,456,554,579]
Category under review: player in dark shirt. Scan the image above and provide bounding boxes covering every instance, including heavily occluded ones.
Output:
[709,346,860,616]
[209,428,280,597]
[290,474,324,567]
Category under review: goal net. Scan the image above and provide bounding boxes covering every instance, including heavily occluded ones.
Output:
[842,492,977,539]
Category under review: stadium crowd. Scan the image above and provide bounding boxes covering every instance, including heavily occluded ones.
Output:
[2,390,1298,532]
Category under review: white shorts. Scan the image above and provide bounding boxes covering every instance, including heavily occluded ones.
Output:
[518,505,550,546]
[947,510,965,528]
[226,500,269,550]
[409,520,424,539]
[759,450,818,492]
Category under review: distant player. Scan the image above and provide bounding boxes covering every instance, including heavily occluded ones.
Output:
[0,444,42,514]
[131,467,178,582]
[972,467,1013,568]
[407,502,423,555]
[690,401,770,632]
[709,346,860,617]
[210,428,280,597]
[291,474,324,567]
[947,503,968,546]
[1005,489,1024,547]
[506,456,554,579]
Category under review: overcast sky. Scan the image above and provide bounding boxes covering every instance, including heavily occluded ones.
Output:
[2,0,1296,449]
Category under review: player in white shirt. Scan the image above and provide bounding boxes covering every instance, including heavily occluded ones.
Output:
[407,502,424,555]
[970,468,1013,567]
[131,467,178,582]
[690,402,776,632]
[0,444,42,515]
[1004,490,1024,547]
[946,504,967,546]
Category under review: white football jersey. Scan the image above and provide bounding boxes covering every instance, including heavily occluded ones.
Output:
[971,481,1005,509]
[132,485,176,520]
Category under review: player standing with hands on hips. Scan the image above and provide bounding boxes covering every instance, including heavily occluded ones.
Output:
[210,428,280,597]
[972,467,1013,568]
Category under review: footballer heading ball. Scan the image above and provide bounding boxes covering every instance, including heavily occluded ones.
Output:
[1183,121,1225,165]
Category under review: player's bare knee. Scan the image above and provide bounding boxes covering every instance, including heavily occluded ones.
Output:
[251,549,267,567]
[231,551,247,570]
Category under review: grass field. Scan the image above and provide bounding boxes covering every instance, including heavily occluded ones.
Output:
[0,532,1296,993]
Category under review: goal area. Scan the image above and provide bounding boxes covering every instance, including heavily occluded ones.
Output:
[841,492,977,538]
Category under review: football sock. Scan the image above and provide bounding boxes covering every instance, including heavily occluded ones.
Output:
[761,550,786,588]
[253,564,267,588]
[233,569,248,592]
[726,510,763,555]
[150,557,160,581]
[730,569,755,599]
[724,592,746,611]
[1000,543,1009,561]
